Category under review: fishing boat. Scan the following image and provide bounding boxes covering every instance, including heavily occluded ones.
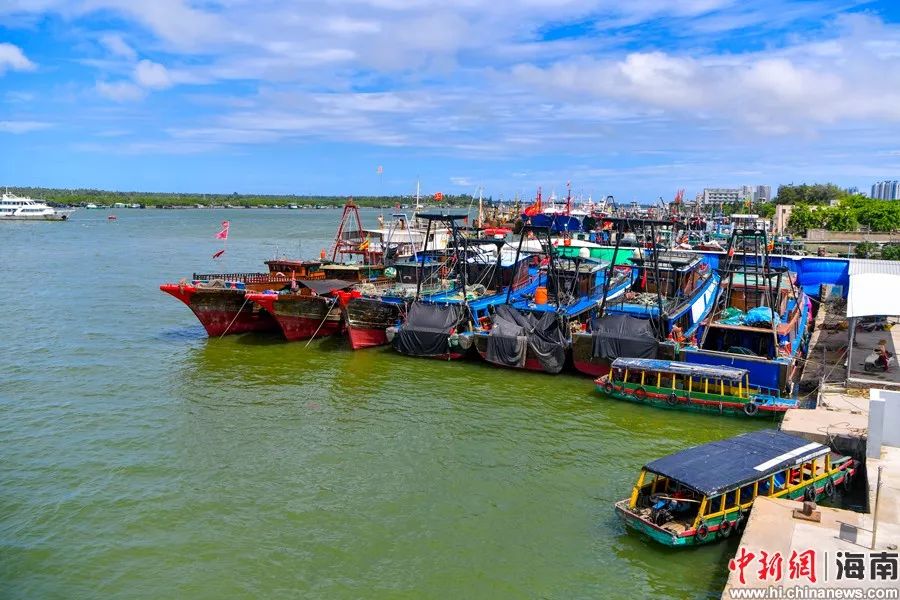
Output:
[679,228,811,394]
[246,277,361,341]
[615,429,858,547]
[596,358,796,418]
[389,213,480,360]
[471,225,633,373]
[0,190,76,221]
[570,220,720,377]
[160,259,324,336]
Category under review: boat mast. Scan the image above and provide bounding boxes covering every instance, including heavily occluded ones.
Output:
[477,187,484,229]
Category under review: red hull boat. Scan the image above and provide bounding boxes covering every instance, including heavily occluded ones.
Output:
[160,283,280,336]
[160,260,324,337]
[246,292,344,341]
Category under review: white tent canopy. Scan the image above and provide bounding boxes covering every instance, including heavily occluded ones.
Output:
[846,259,900,318]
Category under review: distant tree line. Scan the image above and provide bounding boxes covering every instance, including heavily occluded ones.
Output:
[774,183,900,235]
[10,187,486,209]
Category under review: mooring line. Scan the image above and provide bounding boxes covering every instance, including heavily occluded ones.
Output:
[220,296,251,338]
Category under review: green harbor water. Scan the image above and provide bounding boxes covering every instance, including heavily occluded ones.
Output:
[0,209,765,599]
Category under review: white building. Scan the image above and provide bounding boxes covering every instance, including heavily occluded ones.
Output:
[871,180,900,200]
[701,185,769,205]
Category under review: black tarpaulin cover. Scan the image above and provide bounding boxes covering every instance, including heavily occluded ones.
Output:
[645,430,828,496]
[485,305,567,373]
[393,302,464,357]
[590,314,658,360]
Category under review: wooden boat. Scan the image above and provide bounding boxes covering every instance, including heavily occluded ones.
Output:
[615,430,858,547]
[344,253,454,350]
[471,225,633,374]
[246,265,384,341]
[596,358,796,418]
[159,259,323,336]
[679,228,812,394]
[390,213,476,360]
[571,248,719,378]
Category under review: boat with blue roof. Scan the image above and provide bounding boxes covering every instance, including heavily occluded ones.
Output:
[596,357,797,418]
[615,430,858,547]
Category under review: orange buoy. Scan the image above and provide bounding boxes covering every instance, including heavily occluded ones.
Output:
[320,248,327,260]
[534,286,548,305]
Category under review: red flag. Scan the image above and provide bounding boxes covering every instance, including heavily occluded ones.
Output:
[433,192,443,201]
[212,249,225,259]
[215,221,230,240]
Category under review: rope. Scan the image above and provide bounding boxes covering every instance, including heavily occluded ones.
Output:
[304,297,339,348]
[219,296,251,338]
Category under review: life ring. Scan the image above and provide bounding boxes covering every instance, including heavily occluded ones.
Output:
[718,518,733,539]
[803,485,816,502]
[824,479,836,498]
[634,387,647,400]
[698,262,709,273]
[604,381,614,394]
[743,402,759,417]
[695,522,710,543]
[666,393,678,406]
[842,471,853,491]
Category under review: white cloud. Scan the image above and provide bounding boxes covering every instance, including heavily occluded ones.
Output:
[134,59,172,89]
[96,80,145,102]
[0,43,36,74]
[511,16,900,135]
[0,120,51,133]
[99,33,136,60]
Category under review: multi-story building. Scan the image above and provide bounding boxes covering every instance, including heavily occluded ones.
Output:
[754,185,772,202]
[701,185,770,205]
[871,180,900,200]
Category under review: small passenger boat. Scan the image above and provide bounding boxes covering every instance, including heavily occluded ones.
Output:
[615,429,859,547]
[596,358,796,418]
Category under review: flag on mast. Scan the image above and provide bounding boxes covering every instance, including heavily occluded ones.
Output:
[213,220,230,259]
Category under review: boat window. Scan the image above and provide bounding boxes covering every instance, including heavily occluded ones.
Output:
[658,372,674,388]
[802,459,816,482]
[739,483,755,505]
[705,495,723,515]
[724,489,740,511]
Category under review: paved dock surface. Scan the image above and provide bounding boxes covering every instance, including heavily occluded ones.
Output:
[721,492,897,598]
[781,385,869,458]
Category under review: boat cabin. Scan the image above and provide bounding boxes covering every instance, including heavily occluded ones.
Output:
[601,358,791,417]
[615,430,857,547]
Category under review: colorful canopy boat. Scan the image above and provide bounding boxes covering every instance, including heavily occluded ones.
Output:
[596,358,797,418]
[471,224,634,373]
[571,221,720,378]
[615,430,859,547]
[159,259,323,336]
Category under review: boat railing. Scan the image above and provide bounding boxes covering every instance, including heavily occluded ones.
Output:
[192,271,326,283]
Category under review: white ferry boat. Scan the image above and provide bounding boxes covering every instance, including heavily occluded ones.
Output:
[0,191,76,221]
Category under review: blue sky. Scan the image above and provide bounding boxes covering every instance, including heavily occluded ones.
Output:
[2,1,900,201]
